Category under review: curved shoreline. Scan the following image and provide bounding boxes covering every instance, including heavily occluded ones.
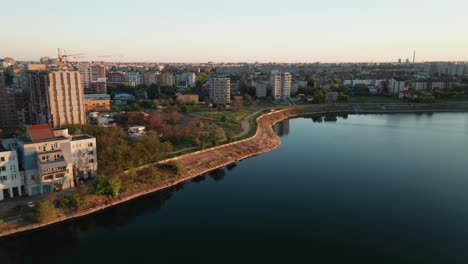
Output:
[1,103,468,239]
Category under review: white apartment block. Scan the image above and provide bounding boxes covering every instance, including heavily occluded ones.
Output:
[0,146,23,200]
[126,72,142,86]
[176,73,196,88]
[388,78,407,95]
[210,78,231,104]
[2,124,97,197]
[271,72,292,100]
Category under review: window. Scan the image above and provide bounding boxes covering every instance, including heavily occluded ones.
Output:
[89,159,95,163]
[0,166,5,171]
[89,151,94,155]
[0,157,4,162]
[0,176,7,182]
[88,143,93,147]
[42,145,46,151]
[31,175,36,180]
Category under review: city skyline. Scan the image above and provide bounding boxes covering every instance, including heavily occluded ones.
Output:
[3,0,468,63]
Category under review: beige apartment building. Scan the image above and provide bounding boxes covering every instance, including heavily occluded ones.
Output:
[27,71,86,128]
[271,72,292,100]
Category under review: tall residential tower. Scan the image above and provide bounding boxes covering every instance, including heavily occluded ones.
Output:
[27,71,86,128]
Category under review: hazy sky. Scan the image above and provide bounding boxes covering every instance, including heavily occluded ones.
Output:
[2,0,468,63]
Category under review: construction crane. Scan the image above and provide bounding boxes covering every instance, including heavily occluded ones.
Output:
[56,48,84,68]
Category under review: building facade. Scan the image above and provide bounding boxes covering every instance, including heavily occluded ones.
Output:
[27,71,86,128]
[210,78,231,104]
[2,124,97,197]
[77,63,93,94]
[388,78,407,95]
[126,72,141,86]
[84,94,111,111]
[271,72,291,100]
[0,146,23,200]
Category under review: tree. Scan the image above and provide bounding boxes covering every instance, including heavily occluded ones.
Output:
[338,92,350,103]
[354,84,369,96]
[312,90,325,104]
[59,193,86,210]
[306,76,316,87]
[35,200,58,223]
[94,176,122,198]
[168,161,184,176]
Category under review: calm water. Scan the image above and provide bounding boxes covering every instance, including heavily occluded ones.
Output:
[1,113,468,263]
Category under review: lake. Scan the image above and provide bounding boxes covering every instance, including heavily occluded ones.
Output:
[1,113,468,263]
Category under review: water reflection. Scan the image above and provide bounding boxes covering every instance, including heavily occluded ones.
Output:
[191,174,207,183]
[0,185,177,262]
[302,113,348,123]
[273,120,290,136]
[226,162,237,171]
[208,168,226,182]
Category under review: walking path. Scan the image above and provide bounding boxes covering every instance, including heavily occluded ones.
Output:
[2,103,468,238]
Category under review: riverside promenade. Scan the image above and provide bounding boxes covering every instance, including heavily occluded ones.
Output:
[1,103,468,238]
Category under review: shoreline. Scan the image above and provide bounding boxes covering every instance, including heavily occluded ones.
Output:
[1,102,468,239]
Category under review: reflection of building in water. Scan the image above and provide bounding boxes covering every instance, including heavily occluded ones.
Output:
[273,120,290,136]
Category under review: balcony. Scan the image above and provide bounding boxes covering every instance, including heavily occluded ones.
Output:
[37,150,65,164]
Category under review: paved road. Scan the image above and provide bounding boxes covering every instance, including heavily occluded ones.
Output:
[234,109,266,139]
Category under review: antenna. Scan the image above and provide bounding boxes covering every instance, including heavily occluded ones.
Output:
[413,50,416,64]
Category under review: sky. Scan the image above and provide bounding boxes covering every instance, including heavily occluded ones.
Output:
[2,0,468,63]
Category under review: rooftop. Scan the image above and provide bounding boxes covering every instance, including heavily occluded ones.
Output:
[71,135,94,141]
[27,124,55,142]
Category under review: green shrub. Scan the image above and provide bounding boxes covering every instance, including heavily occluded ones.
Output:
[35,200,58,223]
[169,161,184,176]
[59,193,86,210]
[94,175,122,198]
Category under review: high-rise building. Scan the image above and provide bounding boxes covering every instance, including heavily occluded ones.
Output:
[91,64,106,81]
[210,77,231,104]
[27,71,86,128]
[77,63,93,93]
[0,70,20,132]
[271,72,291,100]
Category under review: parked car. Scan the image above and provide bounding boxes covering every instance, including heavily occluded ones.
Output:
[26,201,35,208]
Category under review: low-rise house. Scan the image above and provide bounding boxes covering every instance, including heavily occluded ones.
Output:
[2,124,97,197]
[84,94,111,111]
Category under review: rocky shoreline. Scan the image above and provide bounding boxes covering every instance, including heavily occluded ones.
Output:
[1,103,468,239]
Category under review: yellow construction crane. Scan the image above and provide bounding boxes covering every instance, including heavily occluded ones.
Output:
[56,48,84,68]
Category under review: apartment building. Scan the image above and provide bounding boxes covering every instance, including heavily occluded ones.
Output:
[388,78,407,95]
[271,72,291,100]
[2,124,97,197]
[209,78,231,104]
[0,146,23,200]
[27,71,86,128]
[126,72,141,86]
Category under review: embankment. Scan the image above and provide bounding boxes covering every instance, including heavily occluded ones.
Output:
[1,102,468,238]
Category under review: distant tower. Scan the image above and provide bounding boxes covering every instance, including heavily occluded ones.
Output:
[413,50,416,64]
